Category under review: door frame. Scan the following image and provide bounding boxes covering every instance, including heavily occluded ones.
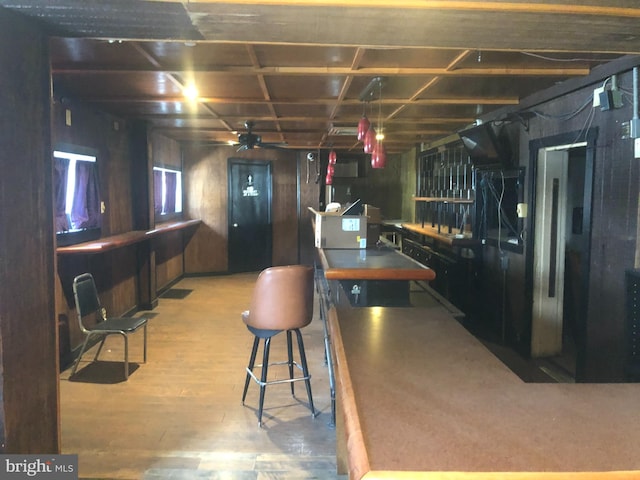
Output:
[526,128,597,380]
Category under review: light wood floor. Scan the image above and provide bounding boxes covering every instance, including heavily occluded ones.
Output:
[60,273,344,480]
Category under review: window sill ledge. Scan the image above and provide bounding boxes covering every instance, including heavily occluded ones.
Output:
[56,219,201,255]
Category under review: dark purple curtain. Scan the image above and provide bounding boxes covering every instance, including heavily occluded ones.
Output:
[71,161,100,229]
[84,162,100,228]
[53,157,70,232]
[154,169,163,215]
[165,171,177,214]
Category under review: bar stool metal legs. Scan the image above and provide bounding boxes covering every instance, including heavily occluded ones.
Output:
[242,328,316,427]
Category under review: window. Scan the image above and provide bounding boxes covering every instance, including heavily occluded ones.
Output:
[153,166,182,217]
[54,150,100,237]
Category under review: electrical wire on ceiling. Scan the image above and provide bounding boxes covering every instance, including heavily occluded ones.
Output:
[520,51,618,63]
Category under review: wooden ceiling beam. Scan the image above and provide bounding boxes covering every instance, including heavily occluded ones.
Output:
[51,66,591,76]
[245,44,283,140]
[387,49,472,121]
[150,0,640,19]
[87,96,519,105]
[143,114,475,123]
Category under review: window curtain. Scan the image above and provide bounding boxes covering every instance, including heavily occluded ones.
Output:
[71,161,100,229]
[165,171,177,214]
[53,157,70,232]
[154,169,163,215]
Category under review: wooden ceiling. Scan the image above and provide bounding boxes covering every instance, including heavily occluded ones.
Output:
[2,0,640,153]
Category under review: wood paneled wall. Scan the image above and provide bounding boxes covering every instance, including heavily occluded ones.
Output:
[487,64,640,382]
[0,9,58,453]
[524,70,638,381]
[150,131,187,291]
[52,101,144,363]
[183,145,313,273]
[155,231,186,291]
[342,153,410,221]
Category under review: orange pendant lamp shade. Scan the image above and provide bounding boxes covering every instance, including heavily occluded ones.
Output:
[357,115,370,142]
[363,126,376,153]
[328,149,337,165]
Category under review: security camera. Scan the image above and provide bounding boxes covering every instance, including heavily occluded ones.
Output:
[306,152,316,162]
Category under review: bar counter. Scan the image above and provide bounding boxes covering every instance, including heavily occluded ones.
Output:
[317,245,436,281]
[328,304,640,479]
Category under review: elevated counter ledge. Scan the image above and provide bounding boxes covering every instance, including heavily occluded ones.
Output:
[56,219,201,255]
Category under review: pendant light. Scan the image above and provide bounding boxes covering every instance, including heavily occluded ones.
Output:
[371,141,386,168]
[357,102,370,142]
[327,163,335,176]
[363,125,376,154]
[328,149,337,165]
[370,79,386,168]
[325,173,333,185]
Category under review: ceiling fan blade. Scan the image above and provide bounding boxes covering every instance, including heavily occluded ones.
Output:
[257,142,289,149]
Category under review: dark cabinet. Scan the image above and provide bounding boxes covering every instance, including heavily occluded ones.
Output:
[402,236,477,315]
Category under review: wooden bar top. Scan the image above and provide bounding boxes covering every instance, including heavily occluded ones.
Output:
[317,246,435,281]
[56,219,200,255]
[402,222,478,247]
[329,304,640,479]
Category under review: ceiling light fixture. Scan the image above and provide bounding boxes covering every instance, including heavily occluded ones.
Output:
[358,77,383,146]
[371,79,386,168]
[363,125,376,154]
[182,84,199,102]
[328,149,337,165]
[357,103,370,142]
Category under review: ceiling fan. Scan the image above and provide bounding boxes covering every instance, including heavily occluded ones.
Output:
[236,120,288,150]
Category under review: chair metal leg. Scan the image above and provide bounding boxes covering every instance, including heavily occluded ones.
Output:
[143,324,148,363]
[286,330,295,396]
[295,329,316,418]
[242,336,260,404]
[93,337,107,361]
[122,333,129,380]
[71,335,92,376]
[257,337,271,427]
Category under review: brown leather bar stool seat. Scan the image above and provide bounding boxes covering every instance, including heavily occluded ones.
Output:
[241,265,317,427]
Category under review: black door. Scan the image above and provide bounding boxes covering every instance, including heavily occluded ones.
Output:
[228,159,272,272]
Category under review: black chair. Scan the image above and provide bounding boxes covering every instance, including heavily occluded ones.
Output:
[241,265,317,427]
[71,273,148,380]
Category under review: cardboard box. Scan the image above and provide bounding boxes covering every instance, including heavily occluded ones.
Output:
[310,208,367,249]
[367,223,381,247]
[363,204,382,224]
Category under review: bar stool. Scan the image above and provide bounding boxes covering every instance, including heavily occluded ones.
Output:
[241,265,317,427]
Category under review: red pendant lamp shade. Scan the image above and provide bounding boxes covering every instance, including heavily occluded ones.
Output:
[325,173,333,185]
[327,164,335,176]
[363,126,376,153]
[357,115,370,142]
[328,149,337,165]
[371,141,387,169]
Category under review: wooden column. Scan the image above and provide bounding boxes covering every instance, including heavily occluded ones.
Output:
[130,121,157,309]
[0,10,59,452]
